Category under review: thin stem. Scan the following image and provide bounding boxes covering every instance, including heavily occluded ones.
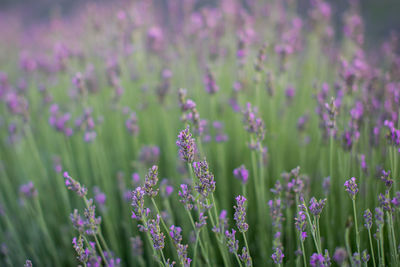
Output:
[368,228,377,267]
[352,198,361,256]
[379,226,385,267]
[160,250,168,266]
[303,202,321,254]
[345,226,354,267]
[94,234,109,266]
[301,241,307,267]
[242,232,253,267]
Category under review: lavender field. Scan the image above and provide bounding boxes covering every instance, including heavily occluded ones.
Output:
[0,0,399,266]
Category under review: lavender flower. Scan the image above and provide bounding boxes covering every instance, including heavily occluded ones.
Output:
[203,67,219,94]
[344,177,358,199]
[139,146,160,165]
[379,192,392,211]
[147,215,165,250]
[19,181,37,198]
[195,212,207,229]
[24,260,33,267]
[233,165,249,184]
[271,247,284,264]
[361,250,370,263]
[333,247,347,265]
[131,187,149,221]
[243,103,265,149]
[310,253,328,267]
[178,184,194,210]
[309,197,327,216]
[125,112,139,136]
[131,236,143,257]
[363,209,372,229]
[176,127,196,163]
[193,160,216,198]
[352,252,361,266]
[225,229,238,254]
[170,225,191,266]
[295,210,307,241]
[70,209,86,233]
[93,186,106,211]
[64,172,87,197]
[375,207,384,226]
[239,247,252,266]
[144,165,159,197]
[391,191,400,207]
[234,195,249,233]
[83,199,102,235]
[169,225,182,244]
[72,236,89,264]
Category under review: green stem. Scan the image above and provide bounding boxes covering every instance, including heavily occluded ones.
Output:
[368,228,377,267]
[242,232,253,267]
[352,198,361,256]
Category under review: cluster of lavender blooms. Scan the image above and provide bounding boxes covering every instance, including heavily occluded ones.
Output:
[63,172,120,266]
[242,103,265,150]
[3,0,400,266]
[176,126,197,163]
[178,89,204,136]
[233,165,249,185]
[202,120,229,143]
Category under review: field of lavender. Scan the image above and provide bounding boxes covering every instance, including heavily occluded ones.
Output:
[0,0,400,266]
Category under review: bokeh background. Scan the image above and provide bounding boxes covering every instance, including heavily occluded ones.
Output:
[0,0,399,45]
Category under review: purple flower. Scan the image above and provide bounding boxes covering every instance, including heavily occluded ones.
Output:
[125,112,139,136]
[131,187,149,221]
[234,195,249,233]
[64,172,87,197]
[239,247,252,266]
[131,236,143,257]
[233,165,249,184]
[363,209,372,229]
[361,250,370,263]
[72,236,89,264]
[344,177,358,198]
[195,212,207,229]
[295,210,307,241]
[352,252,361,266]
[271,247,284,264]
[70,209,86,233]
[169,225,183,244]
[310,253,326,267]
[24,260,33,267]
[203,68,219,94]
[170,225,191,267]
[144,165,159,197]
[19,181,37,198]
[178,184,194,210]
[176,127,196,163]
[243,103,265,149]
[378,193,392,211]
[193,160,216,198]
[375,207,384,226]
[333,247,347,265]
[83,199,102,235]
[147,214,165,250]
[380,170,393,188]
[391,191,400,207]
[225,229,238,254]
[93,186,106,211]
[139,146,160,165]
[309,197,327,216]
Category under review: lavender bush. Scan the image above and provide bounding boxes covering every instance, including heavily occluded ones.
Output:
[0,0,399,266]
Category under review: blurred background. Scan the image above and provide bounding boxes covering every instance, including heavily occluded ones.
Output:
[0,0,399,44]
